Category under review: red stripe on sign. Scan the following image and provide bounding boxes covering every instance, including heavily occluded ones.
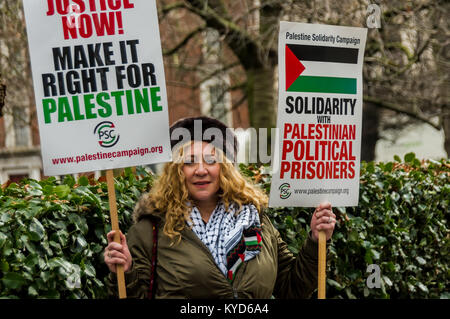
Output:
[285,44,305,91]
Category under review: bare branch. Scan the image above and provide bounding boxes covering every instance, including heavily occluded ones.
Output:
[158,2,187,18]
[163,25,206,56]
[184,0,276,68]
[192,61,240,89]
[364,95,441,130]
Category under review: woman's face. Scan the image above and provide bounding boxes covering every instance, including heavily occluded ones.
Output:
[182,141,221,203]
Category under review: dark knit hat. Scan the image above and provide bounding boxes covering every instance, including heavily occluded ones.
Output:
[169,116,238,162]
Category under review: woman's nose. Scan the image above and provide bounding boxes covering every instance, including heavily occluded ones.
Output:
[195,162,208,175]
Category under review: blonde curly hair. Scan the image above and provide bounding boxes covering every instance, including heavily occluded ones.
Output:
[139,141,268,244]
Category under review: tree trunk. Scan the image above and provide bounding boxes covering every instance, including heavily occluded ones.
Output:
[443,112,450,158]
[246,67,276,129]
[361,101,380,162]
[246,66,276,162]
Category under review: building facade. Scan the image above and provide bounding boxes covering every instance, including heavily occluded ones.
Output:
[0,3,250,183]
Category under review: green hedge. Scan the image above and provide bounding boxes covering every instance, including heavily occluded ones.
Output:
[241,154,449,299]
[0,167,151,298]
[0,154,448,298]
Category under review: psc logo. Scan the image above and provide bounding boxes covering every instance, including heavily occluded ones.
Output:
[279,183,291,199]
[94,121,120,148]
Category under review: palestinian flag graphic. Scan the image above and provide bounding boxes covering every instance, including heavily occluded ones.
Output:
[285,44,359,94]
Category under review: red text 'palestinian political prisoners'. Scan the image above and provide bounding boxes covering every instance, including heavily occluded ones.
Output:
[280,122,357,180]
[46,0,135,40]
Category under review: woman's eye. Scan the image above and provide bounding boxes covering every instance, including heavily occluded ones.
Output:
[204,156,216,164]
[184,156,196,164]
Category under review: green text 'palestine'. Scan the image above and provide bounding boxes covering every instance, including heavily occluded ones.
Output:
[42,87,162,124]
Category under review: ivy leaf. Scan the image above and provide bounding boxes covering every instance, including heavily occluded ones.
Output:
[440,292,450,299]
[375,181,385,189]
[371,249,380,260]
[28,218,45,241]
[0,232,7,248]
[24,254,38,268]
[415,256,426,265]
[0,260,9,272]
[76,235,88,249]
[285,215,294,228]
[68,213,88,234]
[1,272,27,289]
[54,185,70,199]
[327,279,343,290]
[27,181,43,196]
[384,162,393,172]
[40,270,51,283]
[63,175,76,188]
[383,276,393,287]
[54,230,69,247]
[42,184,54,195]
[402,193,413,205]
[28,285,39,297]
[65,266,81,290]
[348,230,359,242]
[417,282,429,293]
[345,287,357,299]
[78,176,89,187]
[404,152,415,163]
[390,192,400,202]
[83,263,96,278]
[66,274,81,290]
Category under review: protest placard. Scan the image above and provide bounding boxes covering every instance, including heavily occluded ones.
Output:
[269,21,367,208]
[23,0,172,299]
[23,0,172,176]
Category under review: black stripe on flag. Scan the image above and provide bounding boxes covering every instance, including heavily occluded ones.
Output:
[287,44,359,64]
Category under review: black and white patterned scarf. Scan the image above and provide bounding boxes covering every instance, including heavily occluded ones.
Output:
[187,202,262,281]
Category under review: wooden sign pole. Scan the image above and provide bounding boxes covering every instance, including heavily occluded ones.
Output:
[106,169,127,299]
[318,230,326,299]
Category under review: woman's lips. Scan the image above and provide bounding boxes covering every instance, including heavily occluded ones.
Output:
[193,181,211,188]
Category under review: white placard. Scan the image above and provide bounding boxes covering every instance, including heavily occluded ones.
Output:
[23,0,172,175]
[269,22,367,207]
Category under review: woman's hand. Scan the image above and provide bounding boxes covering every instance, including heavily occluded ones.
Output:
[104,230,132,273]
[310,202,336,242]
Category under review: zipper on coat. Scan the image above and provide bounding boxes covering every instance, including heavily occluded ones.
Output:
[232,287,238,299]
[185,228,244,298]
[230,261,247,299]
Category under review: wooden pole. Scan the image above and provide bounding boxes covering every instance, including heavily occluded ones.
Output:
[106,169,127,299]
[318,230,326,299]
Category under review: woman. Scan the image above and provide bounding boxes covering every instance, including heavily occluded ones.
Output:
[104,116,336,298]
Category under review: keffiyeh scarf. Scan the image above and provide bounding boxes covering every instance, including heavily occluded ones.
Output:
[187,202,262,282]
